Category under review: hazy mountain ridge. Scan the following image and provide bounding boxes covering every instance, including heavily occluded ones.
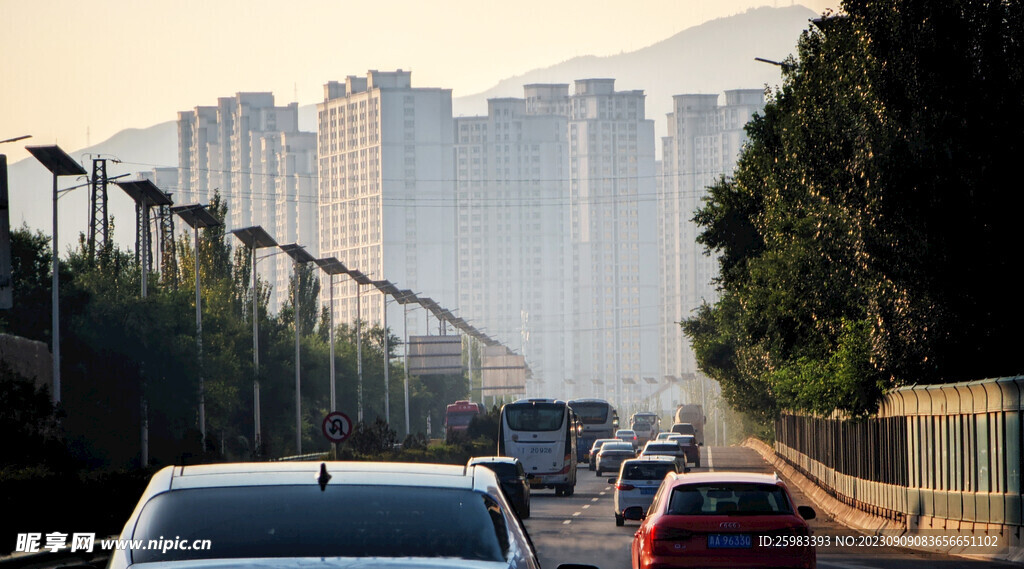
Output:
[453,5,818,118]
[7,5,818,248]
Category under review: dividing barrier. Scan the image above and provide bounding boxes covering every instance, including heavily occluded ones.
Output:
[775,376,1023,533]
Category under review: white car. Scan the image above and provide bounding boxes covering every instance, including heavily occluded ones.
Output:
[108,461,600,569]
[640,441,688,471]
[596,441,637,476]
[611,456,679,526]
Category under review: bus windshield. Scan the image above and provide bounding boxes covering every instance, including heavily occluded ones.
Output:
[504,403,565,431]
[569,402,609,424]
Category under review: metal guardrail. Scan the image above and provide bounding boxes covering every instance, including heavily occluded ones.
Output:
[776,375,1024,527]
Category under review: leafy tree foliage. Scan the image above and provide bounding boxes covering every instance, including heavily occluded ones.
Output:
[1,193,469,468]
[685,1,1024,420]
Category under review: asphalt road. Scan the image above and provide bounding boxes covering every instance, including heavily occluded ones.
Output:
[524,446,1017,569]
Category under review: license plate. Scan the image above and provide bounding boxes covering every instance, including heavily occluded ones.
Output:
[707,534,751,549]
[640,488,657,495]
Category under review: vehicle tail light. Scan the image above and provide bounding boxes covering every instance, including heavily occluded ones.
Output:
[615,483,635,491]
[652,526,693,541]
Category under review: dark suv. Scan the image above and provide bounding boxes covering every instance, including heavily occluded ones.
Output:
[468,456,532,518]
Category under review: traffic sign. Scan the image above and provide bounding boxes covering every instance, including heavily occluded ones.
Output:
[322,411,352,443]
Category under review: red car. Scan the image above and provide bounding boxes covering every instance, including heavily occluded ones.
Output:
[629,471,816,569]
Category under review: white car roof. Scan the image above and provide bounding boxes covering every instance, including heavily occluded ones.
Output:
[156,462,487,491]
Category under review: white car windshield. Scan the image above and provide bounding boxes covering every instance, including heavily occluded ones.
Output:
[131,485,509,562]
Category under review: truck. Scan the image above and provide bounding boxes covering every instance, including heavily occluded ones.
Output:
[673,404,705,445]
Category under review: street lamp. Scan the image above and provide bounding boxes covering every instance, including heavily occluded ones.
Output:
[313,257,347,413]
[170,203,221,450]
[114,180,173,297]
[393,289,419,435]
[346,269,373,422]
[371,279,400,424]
[230,225,277,456]
[279,243,315,455]
[25,145,87,405]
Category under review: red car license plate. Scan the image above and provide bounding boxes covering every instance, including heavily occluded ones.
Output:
[707,534,751,548]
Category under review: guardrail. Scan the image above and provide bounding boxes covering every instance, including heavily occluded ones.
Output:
[775,376,1024,538]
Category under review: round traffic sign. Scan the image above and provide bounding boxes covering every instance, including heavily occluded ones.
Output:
[322,411,353,443]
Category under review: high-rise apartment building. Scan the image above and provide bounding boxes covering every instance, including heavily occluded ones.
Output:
[454,80,658,404]
[177,93,317,312]
[455,98,571,397]
[317,70,454,330]
[561,79,659,407]
[658,89,764,395]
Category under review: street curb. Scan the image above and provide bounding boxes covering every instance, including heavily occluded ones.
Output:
[742,437,1021,564]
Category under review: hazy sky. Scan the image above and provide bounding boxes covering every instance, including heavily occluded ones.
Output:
[1,0,838,164]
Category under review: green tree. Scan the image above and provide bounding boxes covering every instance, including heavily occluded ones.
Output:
[685,1,1024,421]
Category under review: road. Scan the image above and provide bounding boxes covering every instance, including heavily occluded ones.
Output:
[524,446,1016,569]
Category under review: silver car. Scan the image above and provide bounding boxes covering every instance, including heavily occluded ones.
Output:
[596,441,636,476]
[108,461,600,569]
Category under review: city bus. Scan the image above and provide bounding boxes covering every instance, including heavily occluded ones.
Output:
[567,398,618,462]
[498,398,578,496]
[444,400,485,441]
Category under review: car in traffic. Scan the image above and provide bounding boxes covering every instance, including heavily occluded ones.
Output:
[468,455,532,518]
[670,422,697,439]
[615,428,640,450]
[654,431,676,442]
[610,456,679,526]
[666,433,701,467]
[639,441,688,471]
[595,441,637,476]
[108,461,602,569]
[628,471,817,569]
[588,438,620,470]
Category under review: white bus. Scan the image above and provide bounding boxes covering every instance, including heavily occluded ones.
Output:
[498,398,578,496]
[568,398,618,462]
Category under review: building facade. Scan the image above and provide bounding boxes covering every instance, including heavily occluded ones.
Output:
[454,97,571,398]
[177,92,317,313]
[561,79,659,409]
[456,80,658,405]
[317,70,455,332]
[658,89,765,403]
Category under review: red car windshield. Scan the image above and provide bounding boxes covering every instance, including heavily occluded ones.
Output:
[667,483,793,516]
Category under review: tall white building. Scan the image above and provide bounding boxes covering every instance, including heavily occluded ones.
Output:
[177,93,317,313]
[317,70,455,331]
[658,89,764,395]
[455,97,571,397]
[562,79,659,409]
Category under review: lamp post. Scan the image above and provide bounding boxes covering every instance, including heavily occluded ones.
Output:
[280,243,315,454]
[230,226,277,456]
[25,145,87,405]
[346,269,373,422]
[314,257,347,414]
[170,204,221,449]
[114,179,173,468]
[371,279,400,424]
[393,289,418,435]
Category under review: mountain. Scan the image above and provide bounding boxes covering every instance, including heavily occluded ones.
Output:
[453,5,817,125]
[5,5,817,251]
[6,121,179,254]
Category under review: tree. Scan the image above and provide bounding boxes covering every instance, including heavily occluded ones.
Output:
[685,1,1024,421]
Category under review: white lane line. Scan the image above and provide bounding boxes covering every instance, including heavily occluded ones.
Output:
[591,497,599,502]
[707,447,714,471]
[572,511,582,517]
[562,520,572,525]
[582,504,590,509]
